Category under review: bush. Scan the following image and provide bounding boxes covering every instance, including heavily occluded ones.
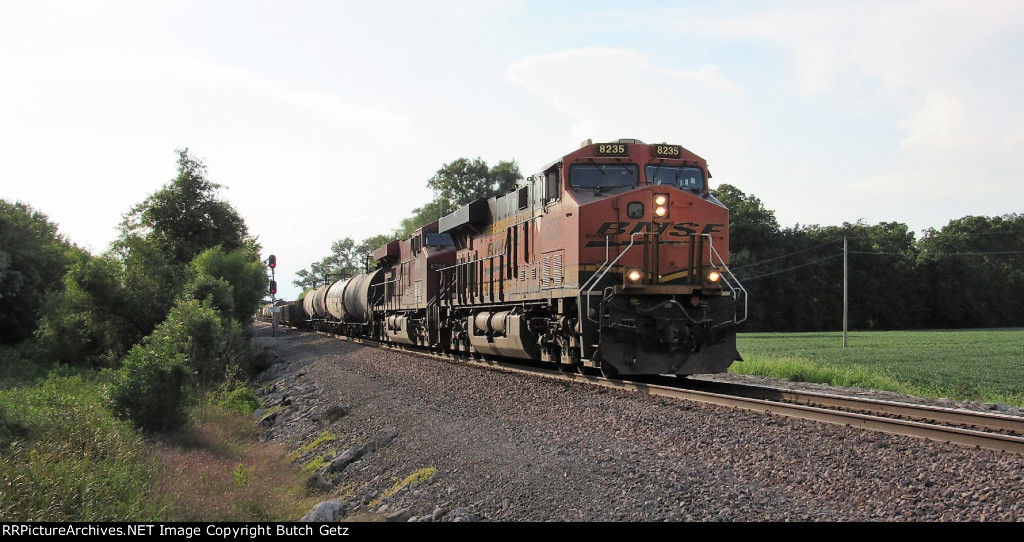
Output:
[151,299,231,388]
[108,345,193,433]
[215,383,261,416]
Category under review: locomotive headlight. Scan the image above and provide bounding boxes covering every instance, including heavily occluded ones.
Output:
[653,194,668,218]
[626,269,643,283]
[707,270,721,283]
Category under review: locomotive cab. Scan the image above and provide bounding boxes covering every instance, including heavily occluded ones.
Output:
[561,140,746,376]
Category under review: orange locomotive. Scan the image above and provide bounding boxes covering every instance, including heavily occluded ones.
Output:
[290,139,747,377]
[434,138,746,376]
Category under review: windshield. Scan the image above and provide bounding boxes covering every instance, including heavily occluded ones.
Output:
[645,165,705,191]
[569,164,638,191]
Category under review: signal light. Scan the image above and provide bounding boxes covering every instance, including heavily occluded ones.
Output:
[269,280,277,295]
[268,255,276,269]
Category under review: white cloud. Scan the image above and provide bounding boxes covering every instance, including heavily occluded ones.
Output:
[506,47,752,163]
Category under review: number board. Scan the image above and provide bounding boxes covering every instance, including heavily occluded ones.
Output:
[596,143,628,156]
[654,145,682,158]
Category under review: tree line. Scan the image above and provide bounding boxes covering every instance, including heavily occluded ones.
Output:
[716,185,1024,331]
[296,162,1024,332]
[1,149,268,431]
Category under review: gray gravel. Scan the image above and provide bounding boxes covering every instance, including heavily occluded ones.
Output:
[251,323,1024,522]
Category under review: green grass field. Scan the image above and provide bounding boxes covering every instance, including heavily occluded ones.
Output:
[732,329,1024,407]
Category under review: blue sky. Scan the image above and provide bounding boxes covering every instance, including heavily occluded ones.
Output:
[3,1,1023,301]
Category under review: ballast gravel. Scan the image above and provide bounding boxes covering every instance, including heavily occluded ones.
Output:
[250,323,1024,522]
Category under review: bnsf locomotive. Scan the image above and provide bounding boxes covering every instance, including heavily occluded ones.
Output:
[276,139,747,377]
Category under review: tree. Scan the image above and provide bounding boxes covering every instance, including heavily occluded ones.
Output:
[293,237,368,292]
[917,214,1024,327]
[118,148,250,267]
[110,148,257,337]
[34,254,136,366]
[388,158,523,239]
[398,200,449,239]
[35,149,262,366]
[426,158,522,215]
[0,200,82,344]
[711,183,780,258]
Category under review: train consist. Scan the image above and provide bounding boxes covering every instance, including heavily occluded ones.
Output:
[270,139,747,377]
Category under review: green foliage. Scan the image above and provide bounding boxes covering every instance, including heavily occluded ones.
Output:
[0,373,162,521]
[107,295,258,432]
[189,245,267,323]
[0,343,49,389]
[233,463,248,487]
[718,178,1024,331]
[0,199,82,344]
[213,382,261,416]
[156,299,234,387]
[426,157,520,214]
[33,254,137,367]
[116,234,183,335]
[712,183,780,252]
[183,275,236,323]
[372,467,437,506]
[119,149,250,267]
[357,234,395,259]
[916,214,1024,328]
[292,237,366,292]
[108,343,193,433]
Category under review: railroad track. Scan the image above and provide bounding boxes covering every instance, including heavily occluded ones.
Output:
[305,326,1024,456]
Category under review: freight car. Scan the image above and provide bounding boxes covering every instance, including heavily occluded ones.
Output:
[276,139,747,377]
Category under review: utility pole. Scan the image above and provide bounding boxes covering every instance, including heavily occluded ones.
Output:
[843,237,848,348]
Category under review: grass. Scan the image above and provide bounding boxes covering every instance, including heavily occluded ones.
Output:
[732,328,1024,407]
[148,407,320,522]
[370,467,437,507]
[0,360,323,522]
[0,372,164,521]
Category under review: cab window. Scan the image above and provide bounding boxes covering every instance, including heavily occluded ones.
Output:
[645,165,704,191]
[569,164,638,191]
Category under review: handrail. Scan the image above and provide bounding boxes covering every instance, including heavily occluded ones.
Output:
[704,234,748,324]
[579,232,645,324]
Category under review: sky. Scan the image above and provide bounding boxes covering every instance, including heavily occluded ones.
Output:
[3,0,1023,302]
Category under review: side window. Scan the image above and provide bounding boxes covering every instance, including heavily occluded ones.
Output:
[544,171,560,203]
[518,186,529,210]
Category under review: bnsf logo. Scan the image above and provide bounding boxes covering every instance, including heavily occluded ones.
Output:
[595,221,725,236]
[586,221,725,247]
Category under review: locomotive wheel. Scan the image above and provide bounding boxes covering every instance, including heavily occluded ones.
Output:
[574,359,589,376]
[599,362,619,380]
